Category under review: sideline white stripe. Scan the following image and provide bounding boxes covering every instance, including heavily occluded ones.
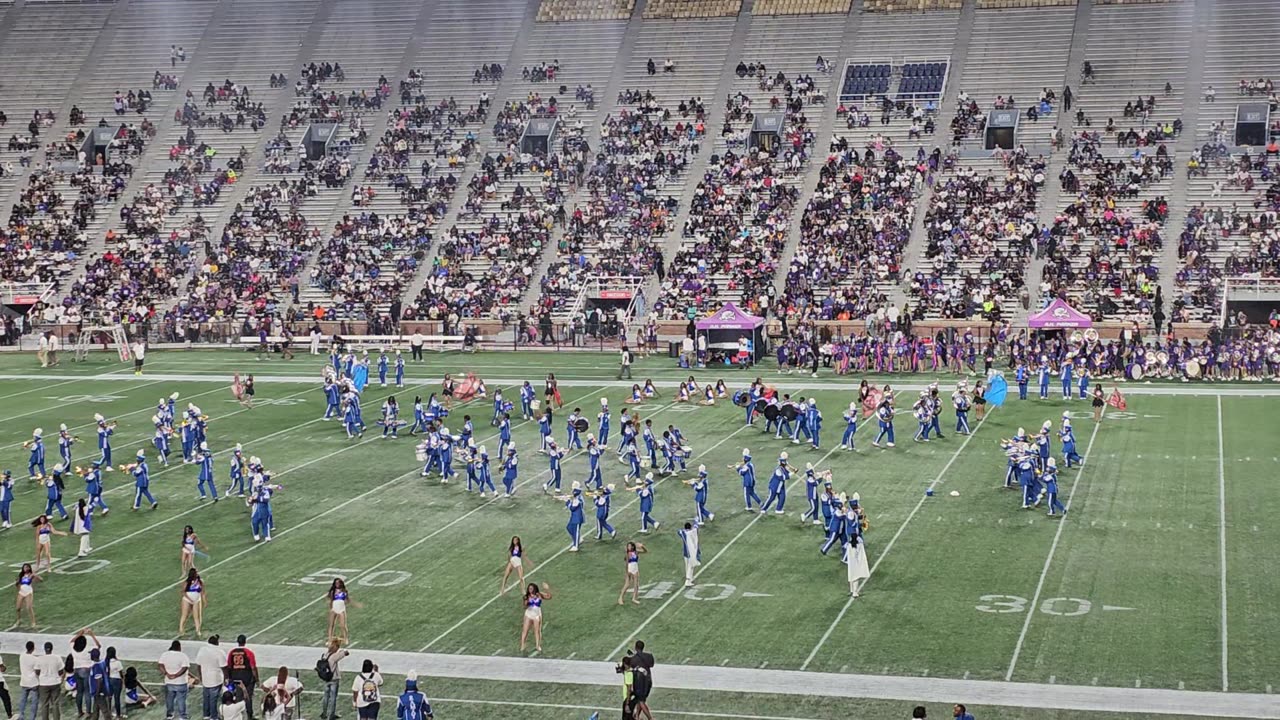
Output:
[0,632,1272,719]
[78,389,600,629]
[0,372,1272,396]
[1216,396,1229,692]
[421,420,754,652]
[801,410,994,670]
[606,427,849,662]
[1004,408,1106,681]
[254,396,682,642]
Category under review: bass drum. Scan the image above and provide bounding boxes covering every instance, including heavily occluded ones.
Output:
[1129,363,1145,381]
[573,418,589,432]
[1185,358,1201,378]
[781,404,800,422]
[763,404,781,422]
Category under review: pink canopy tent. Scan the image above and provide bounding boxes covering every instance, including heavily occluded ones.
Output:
[1028,298,1093,328]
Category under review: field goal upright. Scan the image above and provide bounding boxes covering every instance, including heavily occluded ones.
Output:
[74,323,132,363]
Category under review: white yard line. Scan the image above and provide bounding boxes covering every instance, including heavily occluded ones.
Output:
[421,420,754,653]
[0,381,225,452]
[801,411,994,670]
[256,396,681,642]
[1004,408,1106,682]
[0,379,162,425]
[1216,396,1229,692]
[605,433,848,662]
[0,377,83,403]
[0,632,1273,719]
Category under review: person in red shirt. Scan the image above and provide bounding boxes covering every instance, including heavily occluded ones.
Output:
[223,636,259,720]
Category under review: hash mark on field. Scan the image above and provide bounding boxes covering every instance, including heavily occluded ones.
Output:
[1179,681,1185,690]
[720,659,728,666]
[456,647,466,655]
[759,661,768,669]
[1266,684,1273,694]
[683,658,691,665]
[491,649,501,656]
[921,669,929,677]
[962,671,970,680]
[1092,677,1098,685]
[565,652,576,660]
[1135,679,1142,688]
[383,642,394,650]
[279,638,288,644]
[140,631,151,638]
[1254,525,1260,532]
[1049,675,1056,684]
[840,665,849,673]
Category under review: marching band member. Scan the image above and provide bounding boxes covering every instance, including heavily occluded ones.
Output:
[597,399,611,448]
[1036,420,1052,471]
[476,446,495,497]
[1044,457,1066,517]
[818,480,836,532]
[352,351,370,391]
[0,470,13,528]
[501,535,529,593]
[129,450,157,510]
[520,381,536,420]
[658,431,677,476]
[952,384,972,435]
[491,412,509,457]
[928,386,945,440]
[25,429,45,480]
[463,440,479,492]
[1016,445,1039,509]
[805,398,822,449]
[249,477,281,542]
[686,465,713,522]
[634,473,659,533]
[618,541,648,605]
[57,425,75,468]
[71,498,93,557]
[1077,365,1090,400]
[180,411,198,462]
[535,410,549,454]
[799,464,823,525]
[678,521,701,587]
[438,427,456,483]
[491,388,506,427]
[737,449,761,512]
[562,482,585,551]
[760,452,791,515]
[912,393,932,443]
[623,439,642,484]
[1038,358,1051,399]
[343,393,365,439]
[227,446,247,498]
[820,493,847,555]
[152,415,172,466]
[81,461,109,514]
[196,442,218,501]
[1061,358,1074,400]
[872,400,895,448]
[378,350,390,387]
[543,440,564,493]
[585,436,603,489]
[394,350,405,388]
[1016,361,1029,401]
[323,377,341,420]
[381,396,401,439]
[565,408,585,450]
[500,447,519,498]
[594,484,616,539]
[93,415,114,469]
[1060,414,1084,467]
[641,420,658,469]
[43,468,68,520]
[840,402,858,451]
[774,394,796,439]
[459,414,474,447]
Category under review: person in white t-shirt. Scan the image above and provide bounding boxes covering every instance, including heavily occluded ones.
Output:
[158,640,191,720]
[260,668,301,720]
[35,641,64,720]
[196,637,227,720]
[349,660,383,720]
[36,334,49,368]
[18,640,39,720]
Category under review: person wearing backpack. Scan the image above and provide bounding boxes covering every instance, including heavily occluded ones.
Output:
[349,660,382,720]
[316,641,347,720]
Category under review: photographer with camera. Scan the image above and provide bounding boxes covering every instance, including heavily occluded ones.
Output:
[619,641,653,720]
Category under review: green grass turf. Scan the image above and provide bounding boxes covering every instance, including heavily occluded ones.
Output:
[0,349,1277,715]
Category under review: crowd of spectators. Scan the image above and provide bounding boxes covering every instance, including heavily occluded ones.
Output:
[178,80,267,133]
[405,90,587,322]
[532,89,701,315]
[1040,131,1170,320]
[778,139,923,322]
[310,211,434,320]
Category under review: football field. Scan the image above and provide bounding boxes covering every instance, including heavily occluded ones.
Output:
[0,349,1277,719]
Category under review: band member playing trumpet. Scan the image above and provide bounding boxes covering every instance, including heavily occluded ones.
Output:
[760,452,794,515]
[558,483,586,551]
[952,384,972,435]
[733,449,761,512]
[127,450,158,510]
[684,465,714,523]
[25,429,46,480]
[565,408,585,450]
[799,464,830,525]
[631,473,659,533]
[75,461,110,514]
[57,425,76,468]
[872,400,895,448]
[95,414,116,468]
[1060,414,1084,467]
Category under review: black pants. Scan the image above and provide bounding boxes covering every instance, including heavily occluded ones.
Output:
[411,345,423,361]
[0,681,13,716]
